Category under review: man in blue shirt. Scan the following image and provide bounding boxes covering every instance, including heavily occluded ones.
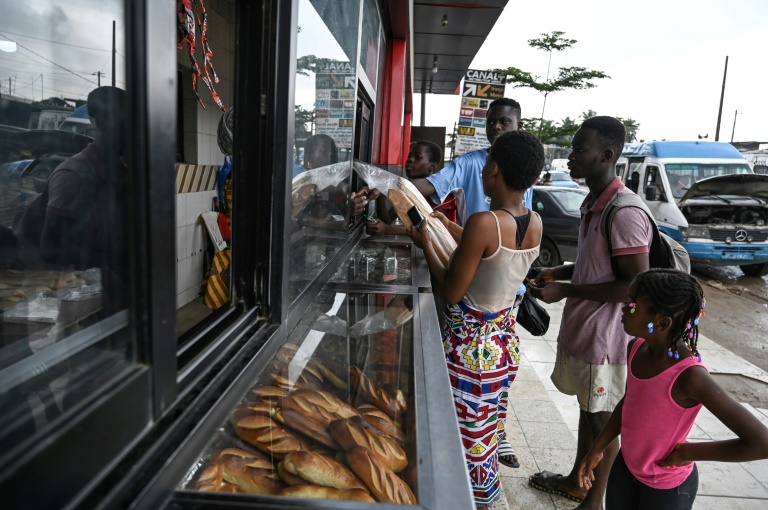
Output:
[410,97,532,220]
[410,97,533,300]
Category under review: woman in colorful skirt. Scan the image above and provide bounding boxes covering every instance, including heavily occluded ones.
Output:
[408,131,544,507]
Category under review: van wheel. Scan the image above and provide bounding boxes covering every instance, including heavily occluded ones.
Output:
[535,238,561,267]
[739,263,768,277]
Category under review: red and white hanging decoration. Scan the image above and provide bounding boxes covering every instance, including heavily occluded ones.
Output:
[177,0,226,110]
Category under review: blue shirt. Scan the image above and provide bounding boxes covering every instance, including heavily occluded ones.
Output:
[426,148,533,295]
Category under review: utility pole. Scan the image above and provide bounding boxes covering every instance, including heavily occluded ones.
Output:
[715,56,728,141]
[92,71,105,87]
[112,20,116,87]
[730,110,739,143]
[41,73,43,102]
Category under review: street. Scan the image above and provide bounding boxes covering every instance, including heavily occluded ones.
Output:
[692,263,768,408]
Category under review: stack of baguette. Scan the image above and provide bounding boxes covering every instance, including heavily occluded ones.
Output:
[386,177,456,267]
[193,343,416,504]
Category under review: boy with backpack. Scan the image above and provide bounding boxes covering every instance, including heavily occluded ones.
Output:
[526,116,654,508]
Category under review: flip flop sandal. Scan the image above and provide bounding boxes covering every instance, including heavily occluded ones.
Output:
[498,438,520,468]
[528,471,584,504]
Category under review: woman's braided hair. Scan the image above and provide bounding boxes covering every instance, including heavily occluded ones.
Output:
[634,268,705,356]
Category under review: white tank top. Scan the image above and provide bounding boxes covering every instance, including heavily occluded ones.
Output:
[462,211,541,313]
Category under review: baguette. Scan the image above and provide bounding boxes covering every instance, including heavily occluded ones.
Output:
[251,386,289,402]
[282,451,368,492]
[349,367,401,420]
[388,184,456,267]
[273,406,338,449]
[328,418,408,473]
[277,461,306,486]
[194,463,223,492]
[216,448,285,495]
[358,407,405,443]
[278,484,376,502]
[311,359,348,390]
[288,390,359,424]
[231,410,310,459]
[346,446,417,504]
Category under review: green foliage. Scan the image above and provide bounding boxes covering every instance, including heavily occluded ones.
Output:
[295,105,314,134]
[492,31,609,137]
[524,116,579,145]
[580,110,641,142]
[296,55,336,77]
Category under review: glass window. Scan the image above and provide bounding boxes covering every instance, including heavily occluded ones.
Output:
[178,290,419,504]
[289,0,361,303]
[665,163,752,198]
[550,189,588,213]
[360,0,381,89]
[173,1,235,340]
[0,1,131,451]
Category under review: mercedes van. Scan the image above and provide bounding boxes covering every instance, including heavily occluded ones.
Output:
[616,141,768,277]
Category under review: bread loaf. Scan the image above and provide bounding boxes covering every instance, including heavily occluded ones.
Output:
[278,484,376,502]
[346,446,417,504]
[388,183,456,267]
[282,451,368,492]
[349,367,401,420]
[328,418,408,473]
[194,463,223,492]
[231,410,310,459]
[273,406,338,449]
[288,390,359,424]
[216,448,285,495]
[311,359,348,390]
[358,407,405,443]
[251,386,289,402]
[277,461,306,486]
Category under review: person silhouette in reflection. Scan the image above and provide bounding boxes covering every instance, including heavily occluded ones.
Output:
[40,86,128,315]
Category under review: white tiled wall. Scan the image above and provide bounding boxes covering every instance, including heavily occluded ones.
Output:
[175,190,218,309]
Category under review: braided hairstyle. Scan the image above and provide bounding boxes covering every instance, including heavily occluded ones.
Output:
[633,268,705,358]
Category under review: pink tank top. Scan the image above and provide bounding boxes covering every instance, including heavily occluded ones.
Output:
[621,338,705,489]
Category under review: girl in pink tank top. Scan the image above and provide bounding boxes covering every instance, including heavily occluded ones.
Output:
[576,269,768,510]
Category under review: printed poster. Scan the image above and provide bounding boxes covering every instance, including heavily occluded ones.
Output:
[454,69,506,157]
[315,61,355,149]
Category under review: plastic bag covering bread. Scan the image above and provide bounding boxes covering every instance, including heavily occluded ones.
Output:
[387,183,457,268]
[290,161,351,218]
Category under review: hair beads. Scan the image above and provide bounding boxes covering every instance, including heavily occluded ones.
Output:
[634,269,705,362]
[629,302,637,314]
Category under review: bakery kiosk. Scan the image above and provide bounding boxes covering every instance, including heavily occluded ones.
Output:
[0,0,507,508]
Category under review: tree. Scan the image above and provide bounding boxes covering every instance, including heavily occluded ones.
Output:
[295,105,314,133]
[617,117,641,142]
[580,109,598,121]
[494,32,609,137]
[523,116,579,145]
[296,55,336,77]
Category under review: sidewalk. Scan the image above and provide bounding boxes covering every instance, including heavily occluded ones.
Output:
[491,301,768,510]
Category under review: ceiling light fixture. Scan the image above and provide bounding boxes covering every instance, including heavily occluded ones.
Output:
[431,57,438,74]
[441,15,448,28]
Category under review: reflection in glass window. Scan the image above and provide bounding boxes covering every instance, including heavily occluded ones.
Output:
[0,1,131,451]
[289,0,361,303]
[360,0,381,88]
[665,163,752,198]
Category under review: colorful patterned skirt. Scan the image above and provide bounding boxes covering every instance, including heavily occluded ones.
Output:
[443,300,521,506]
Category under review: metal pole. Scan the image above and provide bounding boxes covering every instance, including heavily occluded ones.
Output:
[112,20,116,87]
[730,110,738,143]
[420,92,426,127]
[41,73,43,101]
[715,56,728,141]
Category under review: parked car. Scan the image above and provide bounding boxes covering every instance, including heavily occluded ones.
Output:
[531,186,587,266]
[536,170,579,188]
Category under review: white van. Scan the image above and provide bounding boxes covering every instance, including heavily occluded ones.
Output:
[616,141,768,277]
[550,158,569,173]
[741,150,768,175]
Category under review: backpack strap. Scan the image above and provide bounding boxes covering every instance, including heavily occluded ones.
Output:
[600,193,662,277]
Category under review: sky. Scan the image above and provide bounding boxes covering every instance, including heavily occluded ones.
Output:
[414,0,768,145]
[0,1,126,103]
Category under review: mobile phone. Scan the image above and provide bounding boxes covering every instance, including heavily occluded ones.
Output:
[407,206,424,231]
[526,267,539,280]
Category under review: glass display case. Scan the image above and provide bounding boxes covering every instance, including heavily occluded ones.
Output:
[330,240,413,286]
[177,290,419,505]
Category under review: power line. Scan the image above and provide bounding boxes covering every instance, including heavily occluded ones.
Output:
[0,29,119,53]
[0,31,97,86]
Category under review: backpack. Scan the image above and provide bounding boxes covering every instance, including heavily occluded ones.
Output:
[600,192,690,275]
